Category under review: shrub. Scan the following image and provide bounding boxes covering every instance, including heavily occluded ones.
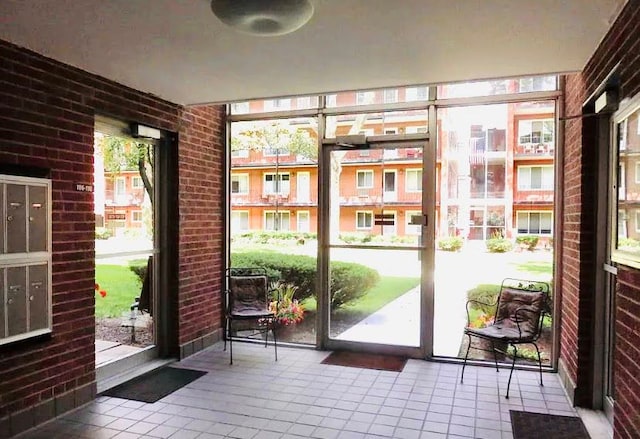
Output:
[128,259,149,285]
[486,237,513,253]
[95,227,112,240]
[466,284,501,315]
[339,233,373,244]
[516,235,539,251]
[437,236,463,251]
[237,231,317,244]
[619,237,640,248]
[230,251,379,308]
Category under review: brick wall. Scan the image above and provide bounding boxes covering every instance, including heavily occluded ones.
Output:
[0,39,225,436]
[562,1,640,437]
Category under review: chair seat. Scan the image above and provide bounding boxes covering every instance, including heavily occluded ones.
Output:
[465,325,535,342]
[230,309,275,319]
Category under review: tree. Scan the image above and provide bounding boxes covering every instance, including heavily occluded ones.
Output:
[231,121,317,161]
[99,135,154,205]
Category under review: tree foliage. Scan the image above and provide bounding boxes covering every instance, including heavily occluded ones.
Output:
[231,122,317,160]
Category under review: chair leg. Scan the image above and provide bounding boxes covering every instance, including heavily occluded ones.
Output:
[506,344,517,399]
[223,317,228,352]
[264,321,269,348]
[533,342,544,387]
[461,334,472,383]
[229,320,233,365]
[272,320,278,362]
[490,340,499,372]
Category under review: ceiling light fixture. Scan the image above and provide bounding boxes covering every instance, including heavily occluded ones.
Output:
[210,0,314,37]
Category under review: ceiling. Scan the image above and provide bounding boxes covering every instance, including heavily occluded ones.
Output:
[0,0,624,106]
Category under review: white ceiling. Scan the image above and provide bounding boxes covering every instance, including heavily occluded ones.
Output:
[0,0,624,105]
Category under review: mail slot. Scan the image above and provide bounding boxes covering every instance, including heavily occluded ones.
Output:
[6,184,27,254]
[6,266,27,336]
[28,264,49,331]
[0,268,4,339]
[29,185,47,252]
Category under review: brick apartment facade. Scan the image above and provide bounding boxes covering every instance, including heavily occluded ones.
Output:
[0,1,639,438]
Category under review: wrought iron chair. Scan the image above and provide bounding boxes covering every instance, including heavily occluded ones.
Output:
[224,267,277,365]
[460,278,550,398]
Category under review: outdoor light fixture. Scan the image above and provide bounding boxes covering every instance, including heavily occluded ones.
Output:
[210,0,314,36]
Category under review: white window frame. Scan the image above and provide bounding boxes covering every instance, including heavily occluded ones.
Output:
[405,169,423,192]
[263,147,290,157]
[296,96,312,109]
[231,210,250,233]
[264,211,290,231]
[131,176,143,189]
[356,211,373,230]
[231,173,250,195]
[405,210,422,235]
[405,86,428,101]
[356,170,374,189]
[405,126,427,134]
[383,89,398,104]
[231,102,250,114]
[518,119,555,145]
[231,148,249,158]
[516,211,553,235]
[517,165,554,190]
[635,162,640,184]
[131,210,143,222]
[263,173,290,195]
[635,210,640,234]
[356,91,375,105]
[297,210,310,233]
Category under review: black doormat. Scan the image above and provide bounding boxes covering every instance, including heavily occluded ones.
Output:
[101,367,207,403]
[321,351,407,372]
[510,410,590,439]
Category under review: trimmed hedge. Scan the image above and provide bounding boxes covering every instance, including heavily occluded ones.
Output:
[515,235,539,251]
[486,237,513,253]
[466,284,501,315]
[437,236,463,251]
[231,251,379,308]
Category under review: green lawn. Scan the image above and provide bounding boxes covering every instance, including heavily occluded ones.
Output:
[512,260,553,276]
[95,264,142,318]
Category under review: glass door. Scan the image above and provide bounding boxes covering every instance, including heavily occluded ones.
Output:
[322,140,432,356]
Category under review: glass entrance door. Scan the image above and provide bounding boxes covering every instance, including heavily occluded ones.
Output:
[323,140,431,356]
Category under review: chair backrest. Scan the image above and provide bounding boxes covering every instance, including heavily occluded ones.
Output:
[227,268,269,314]
[495,279,549,340]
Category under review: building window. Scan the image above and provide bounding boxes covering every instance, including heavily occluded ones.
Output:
[517,211,552,235]
[231,174,249,194]
[132,211,143,222]
[384,89,398,103]
[230,102,250,114]
[264,211,290,231]
[405,126,427,134]
[356,91,375,105]
[356,211,373,229]
[405,86,428,101]
[263,147,290,156]
[296,96,312,109]
[264,173,290,195]
[405,210,422,235]
[518,76,557,92]
[114,177,126,204]
[517,166,554,190]
[263,98,291,111]
[132,176,143,189]
[518,119,554,145]
[231,149,249,158]
[406,169,423,192]
[356,170,374,189]
[297,211,310,232]
[231,211,249,233]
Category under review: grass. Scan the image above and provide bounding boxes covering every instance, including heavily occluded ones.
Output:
[332,276,420,323]
[95,264,142,318]
[512,260,553,275]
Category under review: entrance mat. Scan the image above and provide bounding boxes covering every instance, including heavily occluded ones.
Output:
[321,351,407,372]
[101,367,207,403]
[510,410,590,439]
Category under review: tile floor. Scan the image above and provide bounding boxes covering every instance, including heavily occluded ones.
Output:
[19,342,577,439]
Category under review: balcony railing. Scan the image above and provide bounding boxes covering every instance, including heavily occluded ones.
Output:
[515,143,554,157]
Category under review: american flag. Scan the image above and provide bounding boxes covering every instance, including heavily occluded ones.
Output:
[469,137,485,166]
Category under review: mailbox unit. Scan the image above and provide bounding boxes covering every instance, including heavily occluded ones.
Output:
[0,175,52,345]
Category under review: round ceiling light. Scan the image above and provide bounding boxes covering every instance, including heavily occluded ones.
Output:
[210,0,314,37]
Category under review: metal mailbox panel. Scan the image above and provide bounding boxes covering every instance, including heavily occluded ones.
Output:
[0,268,5,339]
[6,266,27,336]
[28,264,48,331]
[6,184,27,254]
[28,185,47,252]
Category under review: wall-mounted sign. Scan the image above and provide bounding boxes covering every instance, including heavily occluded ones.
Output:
[74,183,93,192]
[374,213,395,226]
[106,213,126,221]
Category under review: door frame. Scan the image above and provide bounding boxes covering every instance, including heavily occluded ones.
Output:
[318,132,433,358]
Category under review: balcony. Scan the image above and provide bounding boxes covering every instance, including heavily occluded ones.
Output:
[515,143,554,158]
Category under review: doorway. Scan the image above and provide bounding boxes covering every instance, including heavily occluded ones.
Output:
[322,140,432,357]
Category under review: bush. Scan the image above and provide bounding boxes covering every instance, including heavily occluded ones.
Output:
[339,233,373,244]
[95,227,112,240]
[486,238,513,253]
[619,237,640,248]
[128,259,149,285]
[237,231,317,244]
[516,235,539,251]
[466,284,501,315]
[230,251,379,308]
[437,236,463,251]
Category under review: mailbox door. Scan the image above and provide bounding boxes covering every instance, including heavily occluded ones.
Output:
[6,184,27,254]
[28,185,47,252]
[28,264,48,331]
[0,268,5,339]
[6,266,27,336]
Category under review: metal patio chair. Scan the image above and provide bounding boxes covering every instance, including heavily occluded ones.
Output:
[460,278,550,398]
[224,267,277,365]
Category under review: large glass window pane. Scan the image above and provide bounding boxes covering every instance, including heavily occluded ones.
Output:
[437,76,557,99]
[230,96,318,115]
[326,87,430,108]
[325,110,428,138]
